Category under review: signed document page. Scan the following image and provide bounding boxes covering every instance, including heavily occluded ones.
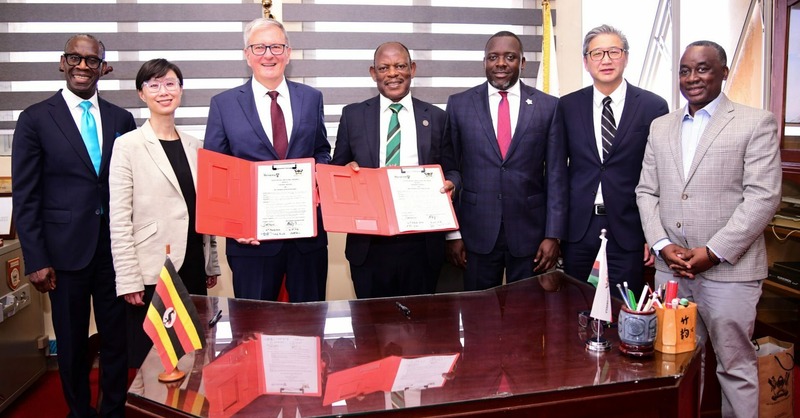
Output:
[261,335,321,396]
[255,161,315,240]
[386,166,456,232]
[391,354,460,391]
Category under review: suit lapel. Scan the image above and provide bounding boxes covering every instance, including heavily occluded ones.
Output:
[667,111,686,184]
[507,83,537,159]
[237,80,276,158]
[287,80,303,158]
[49,92,96,175]
[577,87,600,164]
[612,84,640,155]
[685,96,734,183]
[472,83,502,160]
[141,120,183,196]
[98,97,120,177]
[365,96,381,167]
[413,98,432,164]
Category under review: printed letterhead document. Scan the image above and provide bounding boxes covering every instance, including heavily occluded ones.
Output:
[386,167,457,232]
[391,354,459,391]
[256,162,315,240]
[261,334,320,395]
[316,164,458,236]
[196,150,318,241]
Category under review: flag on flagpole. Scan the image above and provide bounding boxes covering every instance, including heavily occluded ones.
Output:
[535,0,559,96]
[143,257,206,371]
[589,229,613,322]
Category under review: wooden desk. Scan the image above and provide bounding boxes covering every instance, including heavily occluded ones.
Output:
[127,272,701,417]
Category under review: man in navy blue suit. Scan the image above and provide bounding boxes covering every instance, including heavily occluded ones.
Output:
[12,34,136,418]
[558,25,668,295]
[332,42,457,298]
[445,31,567,290]
[204,18,331,302]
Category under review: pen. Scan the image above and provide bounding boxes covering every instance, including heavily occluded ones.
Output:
[616,284,631,309]
[395,301,411,318]
[208,310,223,327]
[636,285,649,311]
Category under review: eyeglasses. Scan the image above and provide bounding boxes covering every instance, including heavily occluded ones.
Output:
[141,78,181,93]
[63,54,103,69]
[247,43,288,56]
[585,47,627,62]
[578,310,608,336]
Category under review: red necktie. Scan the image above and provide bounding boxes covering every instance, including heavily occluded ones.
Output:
[267,90,288,159]
[497,91,511,158]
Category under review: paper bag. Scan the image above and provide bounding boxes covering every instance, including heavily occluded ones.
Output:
[654,302,697,354]
[755,336,794,418]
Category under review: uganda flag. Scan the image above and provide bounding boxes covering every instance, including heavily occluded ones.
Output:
[143,257,206,371]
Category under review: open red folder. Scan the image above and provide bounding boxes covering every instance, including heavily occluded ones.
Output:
[316,164,458,235]
[196,149,317,240]
[323,353,459,406]
[204,334,322,417]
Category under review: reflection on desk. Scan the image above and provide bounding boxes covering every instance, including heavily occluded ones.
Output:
[127,272,702,418]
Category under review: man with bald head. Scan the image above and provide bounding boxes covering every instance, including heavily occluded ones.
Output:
[332,42,457,298]
[13,34,135,417]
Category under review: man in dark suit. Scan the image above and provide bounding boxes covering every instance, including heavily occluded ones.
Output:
[445,31,567,291]
[204,18,331,302]
[559,25,668,295]
[12,34,136,418]
[331,42,457,298]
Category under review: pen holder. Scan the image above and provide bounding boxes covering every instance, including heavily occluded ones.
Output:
[654,302,697,354]
[617,306,657,357]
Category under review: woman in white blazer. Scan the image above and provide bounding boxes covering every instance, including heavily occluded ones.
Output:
[109,59,220,367]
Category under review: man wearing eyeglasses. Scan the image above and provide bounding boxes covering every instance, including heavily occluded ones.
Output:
[558,25,668,295]
[12,34,135,418]
[204,18,331,302]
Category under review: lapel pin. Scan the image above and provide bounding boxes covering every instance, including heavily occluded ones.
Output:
[422,119,429,127]
[526,99,533,105]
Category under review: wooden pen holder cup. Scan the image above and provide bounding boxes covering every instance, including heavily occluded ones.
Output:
[654,302,697,354]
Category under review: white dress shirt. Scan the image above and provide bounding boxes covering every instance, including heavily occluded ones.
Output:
[378,93,419,167]
[591,80,626,205]
[252,76,294,149]
[63,89,104,150]
[487,81,521,140]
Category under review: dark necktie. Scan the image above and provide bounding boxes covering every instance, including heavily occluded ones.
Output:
[385,103,403,166]
[497,91,511,158]
[79,100,101,174]
[601,96,616,161]
[267,90,288,159]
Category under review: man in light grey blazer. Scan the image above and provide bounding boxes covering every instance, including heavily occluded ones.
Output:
[636,41,781,417]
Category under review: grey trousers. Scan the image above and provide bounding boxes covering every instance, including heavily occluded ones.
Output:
[655,270,762,418]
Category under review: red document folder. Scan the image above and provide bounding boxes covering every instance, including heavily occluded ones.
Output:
[322,353,460,406]
[196,149,317,240]
[316,164,458,235]
[204,335,322,417]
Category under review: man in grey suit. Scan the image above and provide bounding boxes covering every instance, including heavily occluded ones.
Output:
[636,40,782,417]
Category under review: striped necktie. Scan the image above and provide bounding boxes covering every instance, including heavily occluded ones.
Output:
[601,96,616,161]
[385,103,403,166]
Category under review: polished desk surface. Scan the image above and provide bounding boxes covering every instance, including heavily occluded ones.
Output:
[127,272,700,417]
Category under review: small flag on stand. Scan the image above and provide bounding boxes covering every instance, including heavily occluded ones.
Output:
[143,256,206,377]
[535,0,559,96]
[589,229,613,322]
